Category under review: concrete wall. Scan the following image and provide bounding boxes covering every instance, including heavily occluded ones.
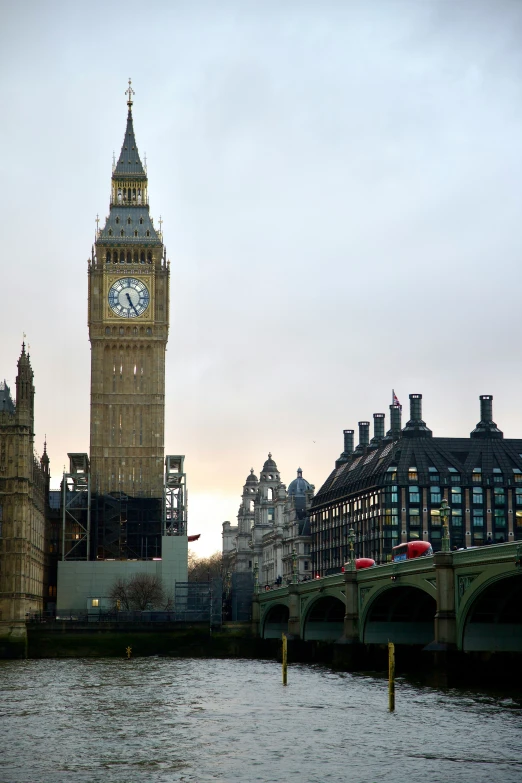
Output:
[57,535,188,615]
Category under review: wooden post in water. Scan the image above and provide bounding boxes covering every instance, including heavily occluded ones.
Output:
[388,642,395,712]
[282,633,288,686]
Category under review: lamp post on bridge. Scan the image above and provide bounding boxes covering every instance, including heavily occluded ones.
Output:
[440,498,450,552]
[346,527,356,572]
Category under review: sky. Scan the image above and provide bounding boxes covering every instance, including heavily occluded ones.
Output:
[2,1,522,556]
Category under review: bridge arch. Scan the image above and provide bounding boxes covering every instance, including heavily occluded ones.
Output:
[262,603,289,639]
[303,595,345,641]
[461,574,522,652]
[361,585,436,645]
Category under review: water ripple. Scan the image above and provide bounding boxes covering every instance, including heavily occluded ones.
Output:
[0,658,521,782]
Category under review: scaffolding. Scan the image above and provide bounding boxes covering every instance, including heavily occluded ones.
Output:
[163,455,187,536]
[91,492,162,560]
[62,453,91,561]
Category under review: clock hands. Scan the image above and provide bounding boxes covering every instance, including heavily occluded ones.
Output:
[125,291,140,316]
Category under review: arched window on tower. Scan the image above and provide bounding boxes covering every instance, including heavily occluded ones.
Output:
[126,251,131,263]
[120,250,125,263]
[133,188,136,201]
[147,252,152,264]
[137,189,142,204]
[106,251,111,263]
[123,188,127,201]
[140,251,145,264]
[267,488,273,501]
[117,188,122,203]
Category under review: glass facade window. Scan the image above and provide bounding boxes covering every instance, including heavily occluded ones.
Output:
[472,487,483,505]
[494,509,506,527]
[431,510,441,526]
[516,511,522,528]
[385,485,398,504]
[428,467,439,483]
[473,512,484,527]
[517,489,522,506]
[493,469,504,484]
[513,469,522,483]
[494,488,505,506]
[448,467,460,484]
[451,487,462,505]
[451,510,463,527]
[472,468,482,483]
[409,509,420,526]
[385,467,397,483]
[408,467,418,481]
[409,486,420,504]
[430,487,441,504]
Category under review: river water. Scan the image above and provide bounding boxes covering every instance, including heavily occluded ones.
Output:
[1,657,521,783]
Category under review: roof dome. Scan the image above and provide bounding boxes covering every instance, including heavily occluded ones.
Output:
[245,468,258,484]
[288,468,312,496]
[262,452,278,472]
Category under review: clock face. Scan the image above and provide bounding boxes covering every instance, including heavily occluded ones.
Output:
[108,277,150,318]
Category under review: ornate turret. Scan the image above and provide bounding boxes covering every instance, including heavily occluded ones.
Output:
[15,343,34,428]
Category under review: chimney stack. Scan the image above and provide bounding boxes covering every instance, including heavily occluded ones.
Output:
[470,395,503,439]
[354,421,370,453]
[480,395,493,423]
[335,428,354,466]
[343,429,354,454]
[387,404,402,439]
[402,393,432,438]
[370,413,385,446]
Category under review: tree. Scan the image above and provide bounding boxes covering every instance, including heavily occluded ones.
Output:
[109,578,131,610]
[109,573,166,610]
[188,550,223,582]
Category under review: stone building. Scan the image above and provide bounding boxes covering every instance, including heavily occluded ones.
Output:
[222,454,314,586]
[0,347,50,641]
[310,393,522,576]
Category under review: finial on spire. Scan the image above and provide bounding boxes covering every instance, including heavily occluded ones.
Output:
[158,215,163,233]
[125,78,135,108]
[250,468,254,474]
[268,452,272,459]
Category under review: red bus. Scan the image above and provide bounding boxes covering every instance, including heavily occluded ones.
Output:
[392,541,433,562]
[341,558,376,572]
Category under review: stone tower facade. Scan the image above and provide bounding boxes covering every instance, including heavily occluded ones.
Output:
[88,85,169,498]
[0,347,49,626]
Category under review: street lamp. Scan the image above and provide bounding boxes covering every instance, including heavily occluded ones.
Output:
[440,498,450,552]
[346,527,356,572]
[292,549,298,584]
[253,561,259,594]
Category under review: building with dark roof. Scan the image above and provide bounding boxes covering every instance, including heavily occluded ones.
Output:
[310,394,522,575]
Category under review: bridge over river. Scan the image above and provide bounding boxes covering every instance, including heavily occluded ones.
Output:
[254,541,522,652]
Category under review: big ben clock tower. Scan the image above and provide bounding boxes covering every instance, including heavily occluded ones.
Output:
[88,81,169,499]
